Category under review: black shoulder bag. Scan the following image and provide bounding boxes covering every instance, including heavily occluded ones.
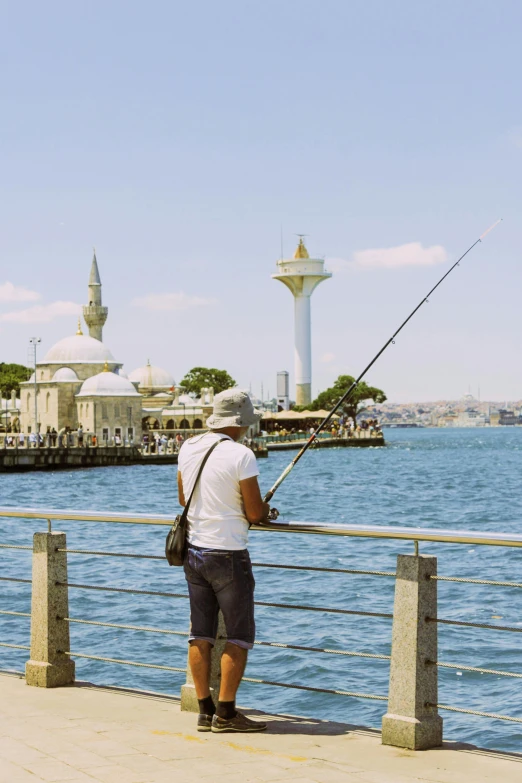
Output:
[165,439,221,566]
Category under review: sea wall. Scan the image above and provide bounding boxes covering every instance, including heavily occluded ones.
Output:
[0,446,178,472]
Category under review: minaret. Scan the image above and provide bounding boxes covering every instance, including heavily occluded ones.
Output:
[272,237,332,406]
[83,249,108,342]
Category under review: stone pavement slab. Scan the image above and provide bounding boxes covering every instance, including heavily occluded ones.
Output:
[0,672,520,783]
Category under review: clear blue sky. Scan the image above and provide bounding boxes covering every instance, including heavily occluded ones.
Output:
[1,0,521,402]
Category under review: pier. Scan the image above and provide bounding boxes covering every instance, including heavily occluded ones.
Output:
[0,442,267,472]
[266,433,385,450]
[0,671,519,783]
[0,445,177,472]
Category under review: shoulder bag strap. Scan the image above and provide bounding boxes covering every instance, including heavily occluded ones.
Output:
[181,438,222,519]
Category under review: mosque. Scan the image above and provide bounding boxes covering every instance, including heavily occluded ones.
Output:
[18,254,213,441]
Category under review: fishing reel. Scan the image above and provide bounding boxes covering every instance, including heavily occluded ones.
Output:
[267,507,280,521]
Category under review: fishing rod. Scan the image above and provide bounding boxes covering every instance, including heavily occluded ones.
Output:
[263,219,502,505]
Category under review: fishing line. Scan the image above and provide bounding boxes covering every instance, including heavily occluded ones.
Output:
[263,219,502,505]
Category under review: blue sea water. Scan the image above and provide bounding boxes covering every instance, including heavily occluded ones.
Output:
[1,427,521,753]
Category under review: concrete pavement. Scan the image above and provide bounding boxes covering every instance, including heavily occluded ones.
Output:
[0,672,520,783]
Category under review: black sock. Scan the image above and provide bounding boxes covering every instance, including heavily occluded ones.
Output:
[198,695,215,716]
[216,700,236,720]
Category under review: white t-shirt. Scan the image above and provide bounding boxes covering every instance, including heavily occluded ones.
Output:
[178,431,260,550]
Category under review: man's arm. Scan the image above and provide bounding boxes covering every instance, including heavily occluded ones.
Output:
[177,470,186,507]
[239,476,270,524]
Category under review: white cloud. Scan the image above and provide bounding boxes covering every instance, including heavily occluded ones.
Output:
[0,281,41,303]
[353,242,447,269]
[321,352,336,363]
[131,292,216,311]
[0,301,81,324]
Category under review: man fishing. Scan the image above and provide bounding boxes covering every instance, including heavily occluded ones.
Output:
[178,389,275,733]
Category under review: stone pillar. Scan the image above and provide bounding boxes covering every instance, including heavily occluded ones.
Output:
[25,532,75,688]
[382,554,442,750]
[180,613,226,712]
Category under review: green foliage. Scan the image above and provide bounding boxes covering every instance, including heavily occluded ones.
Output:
[180,367,237,396]
[298,374,387,422]
[0,363,32,395]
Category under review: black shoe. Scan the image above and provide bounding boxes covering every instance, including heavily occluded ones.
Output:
[197,714,213,732]
[211,712,267,733]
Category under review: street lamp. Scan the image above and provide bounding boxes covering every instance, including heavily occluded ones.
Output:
[181,401,186,440]
[28,337,41,444]
[2,387,8,447]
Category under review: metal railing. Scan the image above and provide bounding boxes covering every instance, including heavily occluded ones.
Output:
[1,505,522,738]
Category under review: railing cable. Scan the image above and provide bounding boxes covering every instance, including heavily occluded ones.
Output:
[62,650,387,701]
[0,544,32,551]
[59,582,392,619]
[432,575,522,589]
[63,651,186,673]
[428,703,522,724]
[61,616,390,660]
[58,548,164,561]
[0,611,30,618]
[428,617,522,633]
[64,617,190,636]
[59,548,396,577]
[428,660,522,678]
[0,643,30,651]
[0,577,31,585]
[242,676,388,701]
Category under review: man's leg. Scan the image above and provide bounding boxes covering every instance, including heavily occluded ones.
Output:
[219,642,248,702]
[188,640,213,699]
[184,548,220,729]
[210,551,266,732]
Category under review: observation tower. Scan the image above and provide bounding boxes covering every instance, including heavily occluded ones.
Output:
[272,237,332,406]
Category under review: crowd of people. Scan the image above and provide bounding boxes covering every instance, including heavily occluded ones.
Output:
[1,426,186,452]
[267,418,382,439]
[141,431,185,454]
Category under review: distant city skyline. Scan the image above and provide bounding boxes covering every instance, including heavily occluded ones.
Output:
[1,1,521,403]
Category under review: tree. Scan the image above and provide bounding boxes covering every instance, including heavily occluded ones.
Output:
[0,363,32,395]
[180,367,237,396]
[300,374,387,423]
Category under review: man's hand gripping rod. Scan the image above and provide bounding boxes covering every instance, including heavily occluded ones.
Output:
[263,219,502,507]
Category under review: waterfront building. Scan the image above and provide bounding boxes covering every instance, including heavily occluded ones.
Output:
[456,408,488,427]
[272,237,331,407]
[276,370,290,411]
[16,252,241,440]
[75,365,143,442]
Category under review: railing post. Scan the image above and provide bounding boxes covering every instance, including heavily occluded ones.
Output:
[25,532,75,687]
[382,554,442,750]
[180,612,226,712]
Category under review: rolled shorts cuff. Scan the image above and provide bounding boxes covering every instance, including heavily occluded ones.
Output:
[227,638,254,650]
[188,635,216,646]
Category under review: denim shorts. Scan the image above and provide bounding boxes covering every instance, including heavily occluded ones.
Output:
[183,544,255,650]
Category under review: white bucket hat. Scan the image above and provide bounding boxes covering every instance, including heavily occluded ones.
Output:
[206,389,262,429]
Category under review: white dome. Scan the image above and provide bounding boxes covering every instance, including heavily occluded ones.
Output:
[178,393,195,406]
[52,367,79,382]
[77,371,141,398]
[44,335,115,364]
[128,363,175,389]
[117,369,129,379]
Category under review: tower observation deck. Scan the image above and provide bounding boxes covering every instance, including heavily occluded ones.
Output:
[272,238,332,406]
